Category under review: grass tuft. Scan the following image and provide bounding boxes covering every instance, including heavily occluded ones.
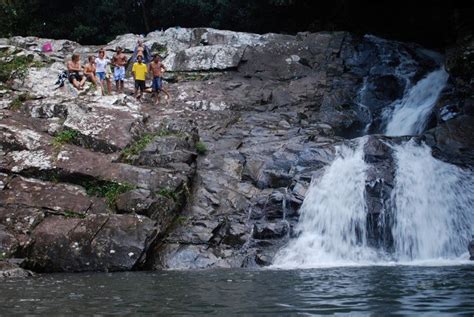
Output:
[85,181,136,207]
[121,130,188,162]
[121,133,155,161]
[195,141,207,155]
[0,51,44,83]
[9,92,32,111]
[52,129,79,149]
[158,187,177,201]
[62,210,86,219]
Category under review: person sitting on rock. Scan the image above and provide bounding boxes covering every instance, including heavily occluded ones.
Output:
[112,47,127,94]
[83,55,98,86]
[132,39,151,64]
[95,48,112,95]
[132,55,147,101]
[149,54,170,105]
[67,53,86,90]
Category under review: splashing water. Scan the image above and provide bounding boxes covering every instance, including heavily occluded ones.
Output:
[273,139,474,268]
[385,68,449,136]
[391,140,474,261]
[273,139,381,268]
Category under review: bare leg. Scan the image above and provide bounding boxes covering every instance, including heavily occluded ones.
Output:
[115,80,120,93]
[162,88,170,99]
[72,79,82,90]
[79,76,86,88]
[106,79,112,94]
[120,80,124,93]
[99,79,106,95]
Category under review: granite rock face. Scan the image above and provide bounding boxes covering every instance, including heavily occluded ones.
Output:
[0,27,471,272]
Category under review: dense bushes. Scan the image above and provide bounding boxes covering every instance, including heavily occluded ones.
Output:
[0,0,472,47]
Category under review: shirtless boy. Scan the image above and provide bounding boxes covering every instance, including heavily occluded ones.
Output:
[112,47,127,93]
[149,55,170,105]
[133,39,151,64]
[83,55,98,86]
[67,53,86,90]
[136,40,145,59]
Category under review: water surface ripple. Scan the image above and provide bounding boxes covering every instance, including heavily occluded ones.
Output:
[1,266,474,315]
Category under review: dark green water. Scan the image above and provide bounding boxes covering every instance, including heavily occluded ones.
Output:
[1,266,474,315]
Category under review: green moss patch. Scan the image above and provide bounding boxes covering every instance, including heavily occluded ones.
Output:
[0,51,45,83]
[195,141,207,155]
[52,129,79,150]
[84,181,135,207]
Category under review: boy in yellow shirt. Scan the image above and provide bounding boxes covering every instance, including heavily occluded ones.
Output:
[132,55,147,101]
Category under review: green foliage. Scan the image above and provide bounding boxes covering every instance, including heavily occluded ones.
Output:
[85,181,135,207]
[9,92,32,111]
[121,130,187,161]
[195,141,207,155]
[158,187,177,201]
[9,96,22,110]
[121,133,156,161]
[0,52,32,83]
[0,0,463,48]
[62,210,86,219]
[175,215,188,225]
[52,129,79,149]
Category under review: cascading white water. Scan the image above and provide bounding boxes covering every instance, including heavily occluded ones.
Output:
[273,139,474,268]
[273,139,381,268]
[385,68,449,136]
[391,141,474,261]
[273,36,473,269]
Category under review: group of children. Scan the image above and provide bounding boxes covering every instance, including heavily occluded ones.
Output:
[66,40,169,104]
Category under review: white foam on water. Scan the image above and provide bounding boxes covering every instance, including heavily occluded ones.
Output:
[273,139,474,269]
[272,138,382,269]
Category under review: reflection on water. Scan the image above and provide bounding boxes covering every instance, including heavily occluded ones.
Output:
[1,266,474,315]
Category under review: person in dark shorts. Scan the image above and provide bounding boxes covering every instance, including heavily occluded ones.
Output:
[67,53,86,90]
[149,54,170,105]
[132,55,147,100]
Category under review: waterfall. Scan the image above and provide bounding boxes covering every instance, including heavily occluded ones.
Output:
[273,139,381,268]
[391,141,474,261]
[385,68,449,136]
[273,35,473,269]
[273,139,474,268]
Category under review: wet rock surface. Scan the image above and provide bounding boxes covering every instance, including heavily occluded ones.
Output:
[0,28,472,272]
[0,260,34,278]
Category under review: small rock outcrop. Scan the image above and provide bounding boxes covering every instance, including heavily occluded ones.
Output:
[0,261,33,278]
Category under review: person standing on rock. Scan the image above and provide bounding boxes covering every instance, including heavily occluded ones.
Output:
[67,53,86,90]
[112,47,127,94]
[84,55,98,87]
[131,39,151,64]
[95,48,112,95]
[132,55,147,101]
[149,54,170,105]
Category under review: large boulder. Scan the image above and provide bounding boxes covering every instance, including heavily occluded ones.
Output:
[23,214,158,272]
[423,115,474,166]
[164,45,245,71]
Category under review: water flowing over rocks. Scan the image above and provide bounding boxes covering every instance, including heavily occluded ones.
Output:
[0,27,472,272]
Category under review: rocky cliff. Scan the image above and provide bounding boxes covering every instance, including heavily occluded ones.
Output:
[0,28,472,273]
